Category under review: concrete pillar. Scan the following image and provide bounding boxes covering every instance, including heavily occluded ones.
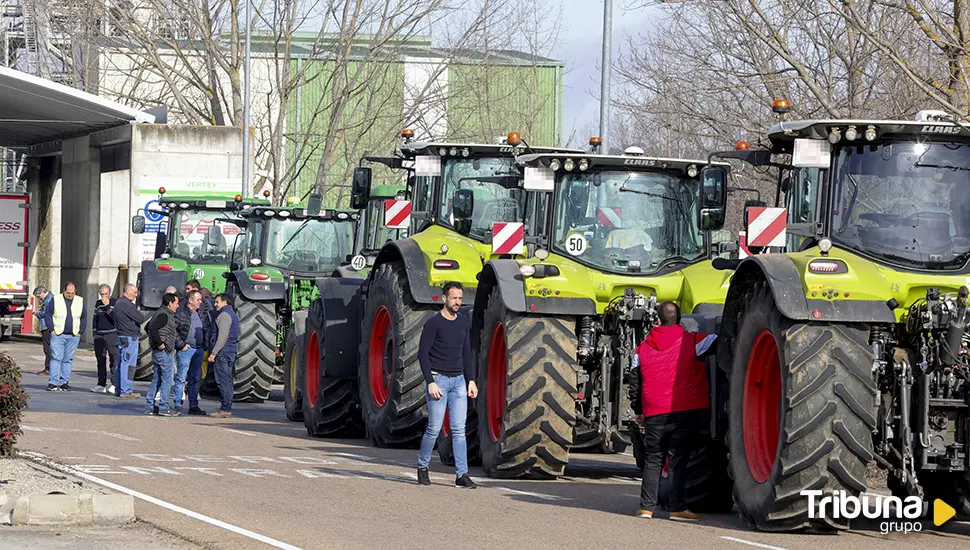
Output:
[60,135,101,344]
[26,156,62,307]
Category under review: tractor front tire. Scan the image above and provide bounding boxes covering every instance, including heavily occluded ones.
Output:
[134,314,155,381]
[230,290,278,403]
[727,283,876,531]
[282,327,304,421]
[303,328,364,438]
[476,287,577,479]
[358,262,436,448]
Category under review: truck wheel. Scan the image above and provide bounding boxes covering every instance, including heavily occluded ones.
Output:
[282,328,304,421]
[728,283,875,531]
[231,291,277,403]
[358,262,435,448]
[477,287,578,479]
[921,472,970,519]
[303,329,364,437]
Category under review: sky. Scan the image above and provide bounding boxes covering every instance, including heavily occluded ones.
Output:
[550,0,659,145]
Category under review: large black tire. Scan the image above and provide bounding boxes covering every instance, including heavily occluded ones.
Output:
[476,287,578,479]
[230,291,278,403]
[358,262,436,448]
[436,406,481,467]
[134,316,155,381]
[727,283,876,531]
[303,327,365,438]
[282,327,304,421]
[921,472,970,519]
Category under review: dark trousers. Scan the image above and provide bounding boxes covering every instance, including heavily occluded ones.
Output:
[639,409,703,512]
[94,332,118,387]
[41,329,52,371]
[213,353,235,412]
[186,347,205,409]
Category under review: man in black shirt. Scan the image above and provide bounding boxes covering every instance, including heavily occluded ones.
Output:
[415,281,478,488]
[92,284,118,393]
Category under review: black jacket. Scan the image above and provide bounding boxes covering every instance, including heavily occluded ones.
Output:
[115,297,145,338]
[93,298,117,333]
[174,302,210,350]
[147,309,178,351]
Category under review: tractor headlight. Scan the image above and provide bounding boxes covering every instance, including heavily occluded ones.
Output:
[549,159,561,171]
[687,164,698,178]
[564,159,575,171]
[439,147,447,156]
[578,159,589,171]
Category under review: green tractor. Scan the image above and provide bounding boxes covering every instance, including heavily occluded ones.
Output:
[453,145,734,493]
[281,183,406,421]
[131,190,269,380]
[204,197,359,403]
[298,131,582,442]
[708,109,970,530]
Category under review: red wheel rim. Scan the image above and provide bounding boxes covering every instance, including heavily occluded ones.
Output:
[368,306,393,407]
[306,332,320,408]
[442,409,451,437]
[743,329,782,484]
[487,321,507,442]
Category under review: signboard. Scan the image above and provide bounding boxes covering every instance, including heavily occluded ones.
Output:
[0,194,28,294]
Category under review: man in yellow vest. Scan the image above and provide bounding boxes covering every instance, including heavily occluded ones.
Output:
[46,282,87,391]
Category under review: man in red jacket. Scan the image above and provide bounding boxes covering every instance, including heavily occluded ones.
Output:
[632,301,716,520]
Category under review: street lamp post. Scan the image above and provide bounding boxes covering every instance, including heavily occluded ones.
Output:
[242,0,252,198]
[600,0,612,153]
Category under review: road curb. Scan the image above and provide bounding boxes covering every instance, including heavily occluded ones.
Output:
[1,492,134,526]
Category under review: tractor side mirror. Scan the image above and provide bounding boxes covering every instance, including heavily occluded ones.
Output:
[699,166,728,230]
[205,224,223,248]
[131,215,146,234]
[351,167,372,210]
[307,193,322,217]
[453,189,474,235]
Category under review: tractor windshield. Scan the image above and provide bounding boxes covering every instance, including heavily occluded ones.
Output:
[553,170,704,273]
[262,218,355,273]
[831,141,970,269]
[171,209,243,264]
[439,157,525,240]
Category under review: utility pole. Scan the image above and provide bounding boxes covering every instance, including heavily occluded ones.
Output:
[242,0,252,198]
[599,0,612,153]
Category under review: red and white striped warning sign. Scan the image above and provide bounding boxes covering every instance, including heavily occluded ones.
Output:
[738,231,751,259]
[747,207,787,247]
[492,222,525,255]
[596,207,622,228]
[384,199,411,229]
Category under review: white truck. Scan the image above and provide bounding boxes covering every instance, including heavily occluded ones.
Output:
[0,193,29,340]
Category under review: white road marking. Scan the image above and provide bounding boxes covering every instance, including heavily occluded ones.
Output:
[493,486,569,501]
[30,355,47,361]
[720,536,790,550]
[607,476,641,485]
[224,428,257,437]
[60,456,84,460]
[21,452,302,550]
[95,453,121,460]
[22,425,140,441]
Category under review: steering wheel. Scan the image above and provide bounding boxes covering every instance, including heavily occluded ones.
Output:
[859,213,900,227]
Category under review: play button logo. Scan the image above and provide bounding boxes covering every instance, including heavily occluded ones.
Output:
[933,499,956,527]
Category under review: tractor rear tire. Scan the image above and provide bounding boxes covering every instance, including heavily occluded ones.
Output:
[727,283,876,531]
[436,407,482,467]
[134,315,155,381]
[476,287,577,479]
[283,327,304,422]
[230,290,277,403]
[358,262,436,448]
[303,328,365,438]
[921,472,970,519]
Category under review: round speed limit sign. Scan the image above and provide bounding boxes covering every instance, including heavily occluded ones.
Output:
[565,234,587,256]
[350,255,367,271]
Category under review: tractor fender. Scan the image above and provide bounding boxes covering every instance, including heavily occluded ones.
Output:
[138,260,187,310]
[228,270,286,302]
[311,277,365,380]
[333,265,366,279]
[718,255,895,371]
[475,260,596,317]
[373,239,437,305]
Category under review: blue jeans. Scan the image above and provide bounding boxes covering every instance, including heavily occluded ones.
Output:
[116,336,139,395]
[179,347,205,409]
[417,373,468,476]
[146,350,175,412]
[213,353,235,412]
[49,333,80,386]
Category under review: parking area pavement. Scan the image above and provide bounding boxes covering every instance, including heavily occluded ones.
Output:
[4,337,969,550]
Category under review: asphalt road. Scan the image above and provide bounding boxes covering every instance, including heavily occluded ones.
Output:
[4,337,970,550]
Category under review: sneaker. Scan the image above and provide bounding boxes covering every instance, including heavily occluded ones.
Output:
[144,409,156,416]
[211,410,232,418]
[91,385,106,393]
[46,384,59,391]
[60,384,72,392]
[174,406,183,416]
[669,510,701,522]
[417,468,431,486]
[159,409,180,417]
[455,474,477,489]
[120,392,141,399]
[635,509,654,518]
[188,407,207,416]
[107,385,116,394]
[153,405,159,415]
